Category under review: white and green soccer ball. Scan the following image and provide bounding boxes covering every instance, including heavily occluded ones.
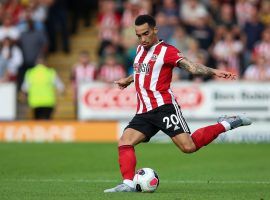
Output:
[133,168,159,192]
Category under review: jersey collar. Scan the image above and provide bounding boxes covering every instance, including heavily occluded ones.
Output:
[144,40,163,51]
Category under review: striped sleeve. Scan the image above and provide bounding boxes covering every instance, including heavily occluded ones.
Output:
[164,45,184,67]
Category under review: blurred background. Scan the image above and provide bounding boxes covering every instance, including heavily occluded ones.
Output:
[0,0,269,143]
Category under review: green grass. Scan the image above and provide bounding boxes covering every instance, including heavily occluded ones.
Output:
[0,143,270,200]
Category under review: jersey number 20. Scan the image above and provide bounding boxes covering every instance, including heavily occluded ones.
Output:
[163,114,180,129]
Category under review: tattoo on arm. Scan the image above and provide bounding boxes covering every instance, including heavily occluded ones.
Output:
[179,58,215,76]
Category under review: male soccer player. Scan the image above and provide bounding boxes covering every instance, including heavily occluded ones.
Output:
[104,15,252,193]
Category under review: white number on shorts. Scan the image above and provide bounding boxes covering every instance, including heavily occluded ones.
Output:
[163,114,179,129]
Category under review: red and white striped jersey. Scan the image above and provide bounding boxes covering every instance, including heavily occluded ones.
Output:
[253,41,270,63]
[72,63,97,83]
[133,40,183,114]
[99,64,126,83]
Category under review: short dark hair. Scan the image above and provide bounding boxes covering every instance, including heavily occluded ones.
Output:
[135,15,156,27]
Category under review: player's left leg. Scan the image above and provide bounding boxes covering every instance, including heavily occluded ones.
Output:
[104,128,146,193]
[104,113,159,193]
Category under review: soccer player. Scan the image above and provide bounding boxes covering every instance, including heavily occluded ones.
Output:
[104,15,252,193]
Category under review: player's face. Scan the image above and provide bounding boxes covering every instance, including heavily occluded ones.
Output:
[135,23,158,49]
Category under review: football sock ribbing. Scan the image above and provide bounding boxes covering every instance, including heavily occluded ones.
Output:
[118,145,136,181]
[191,123,226,150]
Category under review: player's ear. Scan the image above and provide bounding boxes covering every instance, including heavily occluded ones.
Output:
[153,27,158,34]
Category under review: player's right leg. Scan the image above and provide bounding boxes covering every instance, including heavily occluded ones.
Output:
[190,114,252,151]
[104,128,146,193]
[171,114,252,153]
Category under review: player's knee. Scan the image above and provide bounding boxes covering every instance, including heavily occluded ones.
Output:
[118,137,128,146]
[181,144,196,154]
[118,135,133,146]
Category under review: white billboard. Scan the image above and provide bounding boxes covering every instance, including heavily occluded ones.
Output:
[78,82,270,120]
[0,83,16,120]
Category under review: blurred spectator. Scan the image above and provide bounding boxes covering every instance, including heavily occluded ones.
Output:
[3,0,24,24]
[252,27,270,65]
[18,0,48,32]
[169,26,197,55]
[156,11,175,43]
[216,3,237,30]
[121,0,147,49]
[180,0,208,30]
[97,0,121,42]
[121,0,147,29]
[98,55,126,83]
[186,39,202,62]
[98,39,125,66]
[45,0,70,53]
[22,57,64,120]
[207,0,220,25]
[140,0,153,15]
[157,0,179,26]
[70,50,97,97]
[259,0,270,26]
[189,16,214,50]
[244,55,270,81]
[0,13,20,41]
[0,36,23,81]
[17,14,48,90]
[243,4,264,51]
[212,30,243,77]
[241,4,264,71]
[213,25,227,44]
[0,2,6,22]
[235,0,254,28]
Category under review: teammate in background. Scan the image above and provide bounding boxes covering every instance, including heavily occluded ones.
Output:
[104,15,252,193]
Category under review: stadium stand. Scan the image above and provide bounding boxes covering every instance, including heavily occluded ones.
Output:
[1,0,270,120]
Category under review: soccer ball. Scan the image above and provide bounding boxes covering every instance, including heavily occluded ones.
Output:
[133,168,159,192]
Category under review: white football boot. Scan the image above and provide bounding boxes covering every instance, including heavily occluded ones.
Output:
[104,183,136,193]
[217,115,252,130]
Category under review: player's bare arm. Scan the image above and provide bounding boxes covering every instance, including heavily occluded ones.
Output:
[178,57,237,80]
[114,75,134,89]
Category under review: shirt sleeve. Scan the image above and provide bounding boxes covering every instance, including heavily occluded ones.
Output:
[164,46,184,67]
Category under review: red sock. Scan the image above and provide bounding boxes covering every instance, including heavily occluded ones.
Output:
[118,145,136,180]
[191,123,226,150]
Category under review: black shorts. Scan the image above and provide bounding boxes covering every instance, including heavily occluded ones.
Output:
[125,103,191,142]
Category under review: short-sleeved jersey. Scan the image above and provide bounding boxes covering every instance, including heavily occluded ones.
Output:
[133,40,183,114]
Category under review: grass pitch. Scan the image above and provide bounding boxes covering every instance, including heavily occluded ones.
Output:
[0,143,269,200]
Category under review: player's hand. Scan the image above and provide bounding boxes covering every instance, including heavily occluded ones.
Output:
[214,70,237,80]
[114,77,132,89]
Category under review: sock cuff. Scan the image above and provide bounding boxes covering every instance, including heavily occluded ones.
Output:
[220,121,231,131]
[118,145,134,150]
[123,179,134,188]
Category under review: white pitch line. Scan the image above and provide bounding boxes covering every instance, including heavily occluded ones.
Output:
[2,179,270,185]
